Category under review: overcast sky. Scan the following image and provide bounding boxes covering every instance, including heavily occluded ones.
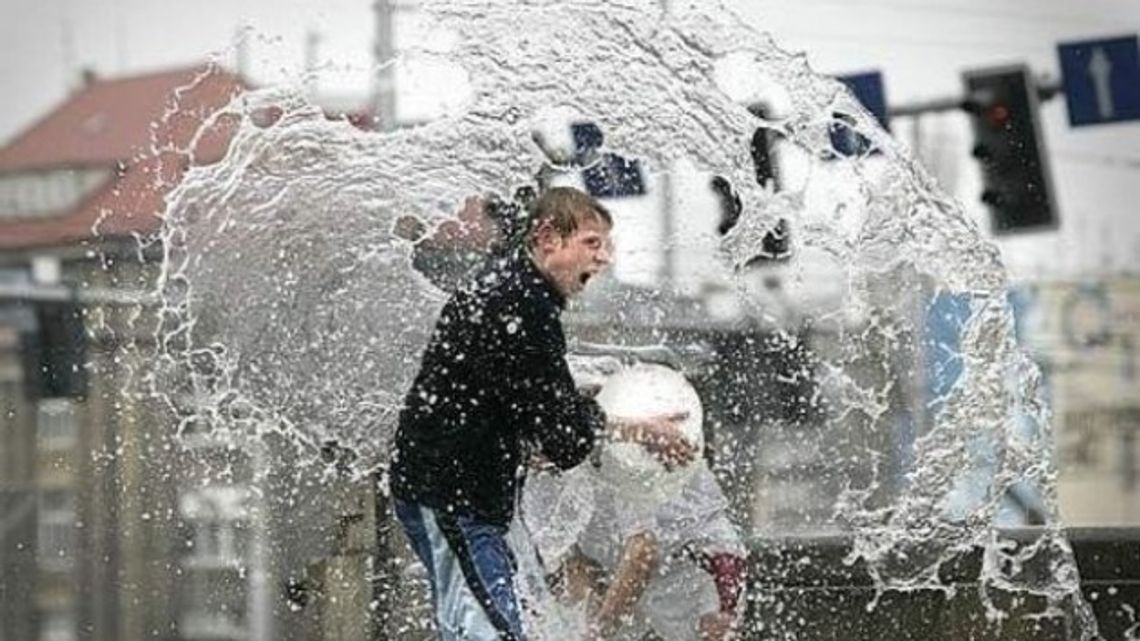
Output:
[1,0,1138,278]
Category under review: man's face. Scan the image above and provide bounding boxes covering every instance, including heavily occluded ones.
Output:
[534,214,613,299]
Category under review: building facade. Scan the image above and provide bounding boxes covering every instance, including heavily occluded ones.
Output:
[1012,277,1140,526]
[0,65,247,641]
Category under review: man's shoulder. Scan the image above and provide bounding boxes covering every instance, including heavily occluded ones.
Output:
[461,252,547,312]
[445,252,563,346]
[457,252,517,297]
[435,255,519,328]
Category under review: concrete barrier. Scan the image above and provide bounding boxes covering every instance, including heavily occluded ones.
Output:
[744,528,1139,640]
[305,479,1137,641]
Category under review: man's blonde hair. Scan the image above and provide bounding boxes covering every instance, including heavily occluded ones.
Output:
[525,187,612,246]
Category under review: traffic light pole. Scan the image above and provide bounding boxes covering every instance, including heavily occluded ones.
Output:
[887,79,1062,118]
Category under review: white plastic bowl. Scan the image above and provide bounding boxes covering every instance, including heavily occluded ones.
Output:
[595,363,704,506]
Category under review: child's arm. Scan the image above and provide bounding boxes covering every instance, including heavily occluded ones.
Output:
[588,531,659,640]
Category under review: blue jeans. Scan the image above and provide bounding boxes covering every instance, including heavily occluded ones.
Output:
[395,500,526,641]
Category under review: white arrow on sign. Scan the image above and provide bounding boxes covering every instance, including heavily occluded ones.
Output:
[1088,47,1116,119]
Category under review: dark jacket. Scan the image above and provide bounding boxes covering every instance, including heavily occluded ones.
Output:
[389,250,605,526]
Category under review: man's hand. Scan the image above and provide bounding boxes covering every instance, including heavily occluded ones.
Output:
[612,414,697,470]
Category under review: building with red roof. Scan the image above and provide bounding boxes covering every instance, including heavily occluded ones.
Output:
[0,65,252,641]
[0,65,244,251]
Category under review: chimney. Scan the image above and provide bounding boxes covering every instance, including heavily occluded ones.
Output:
[81,68,97,87]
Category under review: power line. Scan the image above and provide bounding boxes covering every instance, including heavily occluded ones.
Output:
[760,0,1132,28]
[1051,149,1140,169]
[901,126,1140,169]
[752,0,1134,52]
[774,29,1054,53]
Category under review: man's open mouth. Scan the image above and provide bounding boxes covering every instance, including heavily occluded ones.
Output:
[579,272,593,286]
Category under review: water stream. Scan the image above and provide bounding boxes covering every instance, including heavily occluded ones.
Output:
[147,0,1107,638]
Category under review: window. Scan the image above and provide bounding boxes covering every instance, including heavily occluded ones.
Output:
[37,489,76,569]
[38,607,77,641]
[180,610,245,641]
[0,169,111,220]
[180,486,251,568]
[37,399,78,450]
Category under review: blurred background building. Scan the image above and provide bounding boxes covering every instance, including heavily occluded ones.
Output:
[0,1,1137,640]
[0,65,248,641]
[1016,277,1140,525]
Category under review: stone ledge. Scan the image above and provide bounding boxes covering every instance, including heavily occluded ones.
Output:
[742,528,1139,640]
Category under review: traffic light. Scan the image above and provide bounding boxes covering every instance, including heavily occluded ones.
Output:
[571,122,647,199]
[963,66,1058,234]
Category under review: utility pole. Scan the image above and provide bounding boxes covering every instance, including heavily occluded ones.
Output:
[305,28,322,100]
[657,0,675,288]
[372,0,397,131]
[60,16,76,91]
[234,25,250,80]
[114,0,127,73]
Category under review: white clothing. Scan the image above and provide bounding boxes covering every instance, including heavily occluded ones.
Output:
[522,460,745,641]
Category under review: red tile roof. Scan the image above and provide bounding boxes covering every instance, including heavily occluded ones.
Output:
[0,65,246,250]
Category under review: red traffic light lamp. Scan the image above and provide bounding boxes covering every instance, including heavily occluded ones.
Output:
[962,65,1058,234]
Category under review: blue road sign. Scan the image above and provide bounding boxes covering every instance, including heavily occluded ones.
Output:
[830,71,890,158]
[1058,35,1140,127]
[571,121,605,164]
[839,71,890,129]
[571,122,646,198]
[583,154,647,199]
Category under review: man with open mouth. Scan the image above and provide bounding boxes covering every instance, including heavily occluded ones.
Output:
[389,186,695,641]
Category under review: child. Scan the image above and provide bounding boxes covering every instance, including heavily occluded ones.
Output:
[525,437,747,641]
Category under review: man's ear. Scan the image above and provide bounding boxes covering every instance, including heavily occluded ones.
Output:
[532,221,561,254]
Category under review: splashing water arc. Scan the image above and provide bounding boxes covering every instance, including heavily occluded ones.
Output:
[154,0,1101,637]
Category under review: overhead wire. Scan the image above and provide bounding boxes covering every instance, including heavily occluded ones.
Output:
[748,0,1135,52]
[752,0,1135,28]
[771,30,1055,53]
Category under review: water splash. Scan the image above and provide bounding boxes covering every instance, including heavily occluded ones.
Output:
[147,0,1103,638]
